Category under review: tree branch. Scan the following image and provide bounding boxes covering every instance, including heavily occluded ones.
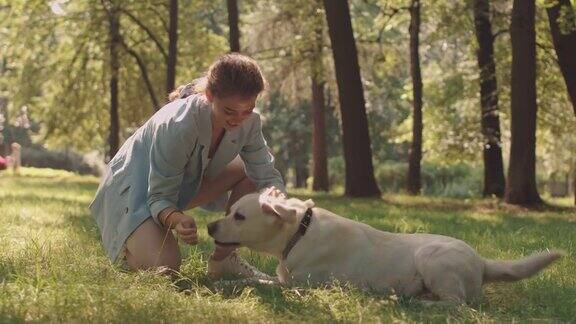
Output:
[536,41,560,65]
[146,5,169,32]
[119,8,167,61]
[119,36,161,111]
[493,28,509,39]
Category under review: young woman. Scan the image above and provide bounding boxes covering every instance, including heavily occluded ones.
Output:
[89,53,285,278]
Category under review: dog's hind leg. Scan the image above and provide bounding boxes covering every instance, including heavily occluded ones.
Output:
[426,273,468,304]
[415,244,483,304]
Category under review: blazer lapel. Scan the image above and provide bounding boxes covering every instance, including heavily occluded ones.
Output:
[204,127,240,180]
[195,101,212,172]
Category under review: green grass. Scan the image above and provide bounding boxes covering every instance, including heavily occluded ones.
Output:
[1,168,575,322]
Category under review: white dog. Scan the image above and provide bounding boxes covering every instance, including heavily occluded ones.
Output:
[207,191,562,303]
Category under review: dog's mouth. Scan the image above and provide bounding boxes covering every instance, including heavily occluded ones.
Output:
[214,240,241,247]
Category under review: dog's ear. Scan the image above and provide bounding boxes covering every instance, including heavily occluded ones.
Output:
[258,190,297,223]
[260,200,297,223]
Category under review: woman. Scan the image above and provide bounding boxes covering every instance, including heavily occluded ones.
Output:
[89,53,285,278]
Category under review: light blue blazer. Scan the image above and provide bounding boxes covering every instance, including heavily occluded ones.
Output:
[89,94,285,262]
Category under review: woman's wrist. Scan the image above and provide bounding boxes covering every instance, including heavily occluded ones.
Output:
[166,211,185,229]
[159,208,183,229]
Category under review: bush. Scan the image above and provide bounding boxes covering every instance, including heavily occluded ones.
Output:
[421,162,482,198]
[374,162,407,193]
[375,161,482,198]
[328,156,346,188]
[21,145,102,176]
[323,158,482,198]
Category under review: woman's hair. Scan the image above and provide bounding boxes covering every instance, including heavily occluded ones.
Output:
[168,53,266,101]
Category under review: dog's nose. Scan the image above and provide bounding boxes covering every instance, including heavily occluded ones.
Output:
[207,221,218,237]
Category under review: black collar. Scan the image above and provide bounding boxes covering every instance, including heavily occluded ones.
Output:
[281,208,313,260]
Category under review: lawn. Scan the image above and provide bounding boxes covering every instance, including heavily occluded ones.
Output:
[0,168,575,322]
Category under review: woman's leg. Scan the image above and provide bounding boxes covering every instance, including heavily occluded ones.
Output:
[185,156,255,212]
[124,218,181,273]
[185,157,272,280]
[123,156,266,278]
[187,156,255,262]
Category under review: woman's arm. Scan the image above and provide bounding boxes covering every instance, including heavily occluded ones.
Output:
[147,100,199,225]
[240,114,286,193]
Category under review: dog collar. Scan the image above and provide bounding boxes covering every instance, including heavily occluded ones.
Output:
[282,208,313,260]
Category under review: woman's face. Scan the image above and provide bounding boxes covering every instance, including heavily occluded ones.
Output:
[206,90,257,130]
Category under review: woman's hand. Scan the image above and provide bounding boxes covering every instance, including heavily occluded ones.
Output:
[174,216,198,245]
[163,211,198,245]
[264,186,286,199]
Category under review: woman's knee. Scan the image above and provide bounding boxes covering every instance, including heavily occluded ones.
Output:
[234,175,256,192]
[124,218,182,271]
[154,248,182,272]
[225,156,247,181]
[125,241,182,272]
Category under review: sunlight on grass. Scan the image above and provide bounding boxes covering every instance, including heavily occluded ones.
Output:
[467,212,504,225]
[0,168,574,322]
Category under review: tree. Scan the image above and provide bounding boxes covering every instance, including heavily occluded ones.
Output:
[260,92,312,188]
[505,0,541,205]
[102,0,121,159]
[0,99,9,156]
[306,0,329,192]
[546,0,576,117]
[323,0,381,197]
[473,0,505,197]
[227,0,240,52]
[166,0,178,94]
[311,22,329,192]
[546,0,576,206]
[407,0,423,195]
[242,0,333,190]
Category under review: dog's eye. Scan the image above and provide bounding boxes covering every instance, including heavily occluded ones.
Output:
[234,213,246,221]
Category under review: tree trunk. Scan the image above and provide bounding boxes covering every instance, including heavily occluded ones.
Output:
[227,0,240,52]
[311,21,329,192]
[311,77,329,191]
[407,0,423,195]
[0,99,9,156]
[473,0,506,197]
[0,58,7,156]
[546,0,576,116]
[295,165,309,188]
[166,0,178,94]
[107,2,120,160]
[323,0,381,197]
[505,0,542,205]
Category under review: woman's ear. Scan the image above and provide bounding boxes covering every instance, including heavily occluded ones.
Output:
[205,89,214,102]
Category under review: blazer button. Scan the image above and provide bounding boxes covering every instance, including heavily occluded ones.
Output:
[124,207,129,214]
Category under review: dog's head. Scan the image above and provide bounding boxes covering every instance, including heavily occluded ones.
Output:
[207,190,314,255]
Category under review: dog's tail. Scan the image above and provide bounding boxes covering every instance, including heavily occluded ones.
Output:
[482,250,563,283]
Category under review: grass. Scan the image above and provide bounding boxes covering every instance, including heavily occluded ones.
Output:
[0,167,575,322]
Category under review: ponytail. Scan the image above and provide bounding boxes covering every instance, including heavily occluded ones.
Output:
[168,78,207,102]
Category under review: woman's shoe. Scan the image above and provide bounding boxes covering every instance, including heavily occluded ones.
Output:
[207,252,274,281]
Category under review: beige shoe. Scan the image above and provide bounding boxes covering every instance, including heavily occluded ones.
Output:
[207,252,274,281]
